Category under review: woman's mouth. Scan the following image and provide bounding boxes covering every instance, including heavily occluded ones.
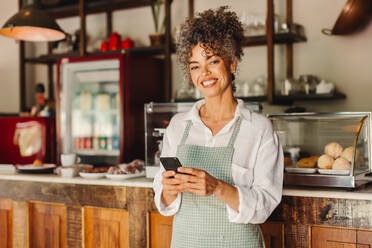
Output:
[201,79,217,87]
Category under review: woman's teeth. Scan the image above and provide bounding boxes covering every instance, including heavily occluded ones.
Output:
[202,80,216,86]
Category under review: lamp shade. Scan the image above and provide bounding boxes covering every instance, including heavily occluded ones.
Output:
[0,3,66,42]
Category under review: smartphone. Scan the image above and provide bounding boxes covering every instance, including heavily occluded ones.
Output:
[160,157,183,172]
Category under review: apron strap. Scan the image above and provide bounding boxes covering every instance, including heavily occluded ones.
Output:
[180,120,193,145]
[227,117,242,148]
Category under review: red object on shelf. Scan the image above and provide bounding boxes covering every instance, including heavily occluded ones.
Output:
[121,37,135,49]
[100,41,108,52]
[108,32,122,51]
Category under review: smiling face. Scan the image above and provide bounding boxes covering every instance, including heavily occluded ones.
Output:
[188,43,237,99]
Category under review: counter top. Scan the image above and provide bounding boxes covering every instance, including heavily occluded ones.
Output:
[0,173,372,201]
[0,173,154,188]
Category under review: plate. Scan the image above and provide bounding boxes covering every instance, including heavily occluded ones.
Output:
[317,169,350,175]
[106,171,145,181]
[16,164,56,174]
[285,167,317,174]
[79,172,106,179]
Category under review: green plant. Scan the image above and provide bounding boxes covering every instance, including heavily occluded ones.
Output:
[150,0,165,33]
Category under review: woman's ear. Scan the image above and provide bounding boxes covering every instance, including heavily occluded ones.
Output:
[230,58,238,74]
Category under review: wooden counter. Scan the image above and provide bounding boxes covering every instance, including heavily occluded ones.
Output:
[1,174,372,247]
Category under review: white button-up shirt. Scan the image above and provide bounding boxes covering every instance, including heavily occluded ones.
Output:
[153,99,283,224]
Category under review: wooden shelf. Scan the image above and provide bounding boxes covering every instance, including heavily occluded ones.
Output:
[242,32,307,47]
[275,91,346,101]
[24,46,166,64]
[42,0,152,19]
[175,92,345,105]
[242,91,346,105]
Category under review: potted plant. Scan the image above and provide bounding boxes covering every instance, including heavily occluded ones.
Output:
[149,0,165,46]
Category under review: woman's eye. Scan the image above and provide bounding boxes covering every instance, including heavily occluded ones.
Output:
[210,60,219,65]
[190,66,199,70]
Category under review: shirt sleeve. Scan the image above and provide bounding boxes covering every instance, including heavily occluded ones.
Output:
[226,124,284,224]
[153,120,182,216]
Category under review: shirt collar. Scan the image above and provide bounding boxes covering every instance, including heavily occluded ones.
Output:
[184,98,252,123]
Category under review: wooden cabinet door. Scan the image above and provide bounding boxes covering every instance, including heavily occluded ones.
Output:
[28,201,67,248]
[312,226,357,248]
[83,206,129,248]
[357,229,372,248]
[259,222,284,248]
[0,199,12,248]
[147,212,173,248]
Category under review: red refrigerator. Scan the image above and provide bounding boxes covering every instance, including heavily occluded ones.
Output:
[56,53,165,166]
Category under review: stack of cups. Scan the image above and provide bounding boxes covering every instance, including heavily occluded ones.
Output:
[60,154,80,178]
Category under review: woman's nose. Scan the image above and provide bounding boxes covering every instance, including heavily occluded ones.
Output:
[201,66,210,76]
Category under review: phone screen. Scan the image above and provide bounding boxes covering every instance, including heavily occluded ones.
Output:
[160,157,183,172]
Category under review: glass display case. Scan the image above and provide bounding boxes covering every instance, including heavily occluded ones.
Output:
[144,101,262,177]
[269,112,372,188]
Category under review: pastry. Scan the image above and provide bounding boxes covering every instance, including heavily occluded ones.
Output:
[284,157,293,167]
[317,154,334,169]
[296,157,317,168]
[33,159,43,167]
[332,157,350,170]
[341,146,359,163]
[324,142,343,158]
[309,156,319,163]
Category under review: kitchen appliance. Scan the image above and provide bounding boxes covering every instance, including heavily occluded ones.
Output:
[57,53,165,166]
[269,112,372,189]
[0,117,56,164]
[144,101,262,178]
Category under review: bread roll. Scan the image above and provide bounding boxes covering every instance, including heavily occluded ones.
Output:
[332,157,350,170]
[324,142,343,158]
[341,146,359,163]
[317,154,334,169]
[296,157,317,168]
[309,156,319,163]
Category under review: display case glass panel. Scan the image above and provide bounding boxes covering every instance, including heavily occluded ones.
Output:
[269,112,371,188]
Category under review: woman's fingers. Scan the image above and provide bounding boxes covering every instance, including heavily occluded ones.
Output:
[177,166,200,176]
[162,170,176,178]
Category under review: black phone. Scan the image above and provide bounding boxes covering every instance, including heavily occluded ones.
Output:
[160,157,183,172]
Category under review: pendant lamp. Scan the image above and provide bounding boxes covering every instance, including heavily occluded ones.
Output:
[0,0,66,42]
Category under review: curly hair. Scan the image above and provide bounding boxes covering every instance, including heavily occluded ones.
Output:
[176,6,244,84]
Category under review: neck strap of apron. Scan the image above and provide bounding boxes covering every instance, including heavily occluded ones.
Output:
[179,117,242,147]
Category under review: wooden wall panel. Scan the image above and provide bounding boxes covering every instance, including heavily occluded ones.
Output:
[12,201,28,248]
[83,206,129,248]
[0,199,12,248]
[147,212,173,248]
[357,229,372,247]
[312,226,357,248]
[260,222,284,248]
[29,201,67,248]
[67,206,82,248]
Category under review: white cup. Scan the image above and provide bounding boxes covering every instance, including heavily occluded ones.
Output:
[60,167,77,178]
[61,153,81,166]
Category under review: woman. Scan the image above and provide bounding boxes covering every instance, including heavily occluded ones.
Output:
[153,6,283,248]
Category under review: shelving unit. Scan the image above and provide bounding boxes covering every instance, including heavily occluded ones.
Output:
[19,0,346,110]
[19,0,173,111]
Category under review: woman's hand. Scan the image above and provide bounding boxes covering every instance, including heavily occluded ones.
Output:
[174,167,221,196]
[161,170,182,206]
[175,167,240,212]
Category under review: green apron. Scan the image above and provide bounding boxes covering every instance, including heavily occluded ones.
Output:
[171,118,264,248]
